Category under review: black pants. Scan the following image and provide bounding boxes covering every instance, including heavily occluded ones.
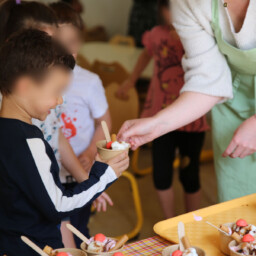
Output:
[152,131,205,193]
[63,182,91,248]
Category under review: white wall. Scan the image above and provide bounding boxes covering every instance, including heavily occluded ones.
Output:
[81,0,133,37]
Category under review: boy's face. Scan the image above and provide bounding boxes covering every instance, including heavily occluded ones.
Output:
[57,24,81,59]
[16,67,71,121]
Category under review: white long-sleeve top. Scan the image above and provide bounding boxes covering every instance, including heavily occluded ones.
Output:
[171,0,256,100]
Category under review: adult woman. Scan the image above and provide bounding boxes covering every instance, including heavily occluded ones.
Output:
[118,0,256,202]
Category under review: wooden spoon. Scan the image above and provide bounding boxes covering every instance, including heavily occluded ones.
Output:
[101,121,111,143]
[178,222,185,251]
[109,234,128,252]
[21,236,49,256]
[66,223,90,245]
[206,221,230,236]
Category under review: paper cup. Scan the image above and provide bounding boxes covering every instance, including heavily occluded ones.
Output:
[80,238,124,256]
[162,244,206,256]
[54,248,87,256]
[96,140,129,161]
[229,240,243,256]
[219,223,234,255]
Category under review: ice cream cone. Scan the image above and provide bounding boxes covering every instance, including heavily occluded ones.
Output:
[219,223,234,255]
[80,238,124,256]
[54,248,87,256]
[96,140,129,161]
[162,244,205,256]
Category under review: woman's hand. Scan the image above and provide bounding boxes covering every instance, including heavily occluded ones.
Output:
[223,115,256,158]
[115,79,135,100]
[93,192,113,212]
[118,117,160,150]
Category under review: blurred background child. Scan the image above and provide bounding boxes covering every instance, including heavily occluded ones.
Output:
[117,0,209,218]
[50,2,112,248]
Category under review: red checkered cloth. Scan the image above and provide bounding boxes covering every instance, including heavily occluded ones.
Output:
[123,236,171,255]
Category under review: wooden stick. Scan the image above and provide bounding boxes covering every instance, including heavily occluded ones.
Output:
[178,222,185,251]
[220,225,231,234]
[206,221,230,236]
[109,235,128,252]
[101,121,111,143]
[182,236,191,250]
[66,224,90,244]
[21,236,49,256]
[111,134,117,142]
[231,232,242,244]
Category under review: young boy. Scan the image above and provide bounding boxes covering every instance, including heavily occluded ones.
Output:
[50,2,112,247]
[0,29,129,256]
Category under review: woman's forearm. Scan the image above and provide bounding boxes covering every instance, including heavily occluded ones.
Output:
[154,92,221,137]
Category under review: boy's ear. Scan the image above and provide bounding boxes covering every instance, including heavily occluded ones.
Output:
[15,76,35,96]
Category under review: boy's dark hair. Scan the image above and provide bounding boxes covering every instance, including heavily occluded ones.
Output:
[50,2,84,31]
[0,29,75,95]
[157,0,170,25]
[0,0,57,46]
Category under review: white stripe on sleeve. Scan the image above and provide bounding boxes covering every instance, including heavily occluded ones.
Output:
[27,138,116,212]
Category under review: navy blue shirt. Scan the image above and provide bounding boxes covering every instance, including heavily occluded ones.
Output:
[0,118,117,255]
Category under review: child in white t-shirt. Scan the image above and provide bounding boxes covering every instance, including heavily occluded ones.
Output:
[50,2,112,248]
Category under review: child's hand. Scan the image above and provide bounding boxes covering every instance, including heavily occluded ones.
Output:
[115,79,134,100]
[93,192,113,212]
[96,152,129,177]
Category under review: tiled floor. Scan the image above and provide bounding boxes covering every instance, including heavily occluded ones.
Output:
[88,137,217,241]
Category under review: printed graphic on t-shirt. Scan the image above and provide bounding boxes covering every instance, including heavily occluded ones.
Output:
[143,39,184,111]
[61,112,77,140]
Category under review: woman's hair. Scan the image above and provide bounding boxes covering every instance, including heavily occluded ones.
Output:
[50,2,84,31]
[0,0,57,46]
[157,0,170,25]
[0,29,75,95]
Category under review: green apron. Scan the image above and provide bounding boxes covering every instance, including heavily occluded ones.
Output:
[211,0,256,202]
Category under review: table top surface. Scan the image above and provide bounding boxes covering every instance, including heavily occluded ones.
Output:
[79,42,154,79]
[123,236,171,256]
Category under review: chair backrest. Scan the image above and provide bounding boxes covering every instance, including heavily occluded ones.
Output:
[105,83,139,134]
[91,60,130,87]
[110,35,135,47]
[76,54,91,70]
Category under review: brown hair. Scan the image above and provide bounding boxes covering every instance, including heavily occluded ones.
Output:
[50,2,84,31]
[0,0,57,46]
[0,29,75,95]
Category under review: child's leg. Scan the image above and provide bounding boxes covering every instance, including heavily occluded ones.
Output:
[177,131,205,212]
[152,132,177,219]
[61,220,77,248]
[70,203,92,247]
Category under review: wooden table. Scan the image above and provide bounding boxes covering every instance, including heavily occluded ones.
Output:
[79,42,154,79]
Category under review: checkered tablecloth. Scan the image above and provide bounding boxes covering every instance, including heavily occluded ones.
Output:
[123,236,171,255]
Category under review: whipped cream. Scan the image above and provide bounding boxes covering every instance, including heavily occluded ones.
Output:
[87,237,116,252]
[111,141,130,150]
[183,248,198,256]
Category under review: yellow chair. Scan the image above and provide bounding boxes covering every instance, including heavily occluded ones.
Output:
[105,83,143,240]
[109,35,135,47]
[76,54,91,70]
[91,61,129,88]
